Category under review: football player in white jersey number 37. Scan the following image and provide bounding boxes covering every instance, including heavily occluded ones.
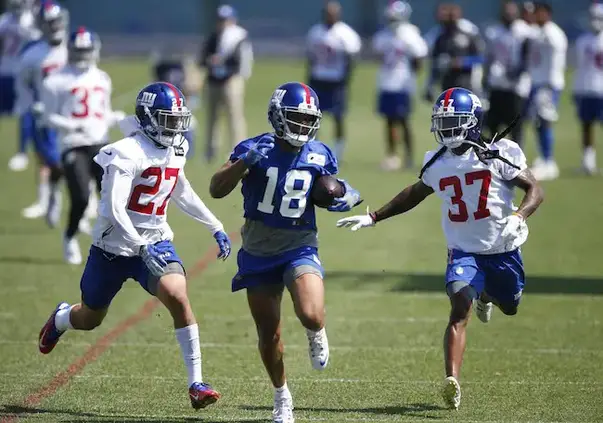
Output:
[38,82,232,410]
[337,87,544,410]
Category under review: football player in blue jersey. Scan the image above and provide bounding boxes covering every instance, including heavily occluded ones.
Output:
[210,81,362,423]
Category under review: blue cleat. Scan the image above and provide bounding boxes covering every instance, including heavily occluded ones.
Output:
[38,302,69,354]
[189,382,220,410]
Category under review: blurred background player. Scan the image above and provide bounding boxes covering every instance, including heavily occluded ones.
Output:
[199,4,253,163]
[337,87,544,411]
[306,0,361,161]
[424,3,484,102]
[39,27,125,264]
[16,0,68,224]
[152,51,202,158]
[526,1,567,181]
[1,0,40,172]
[483,1,533,145]
[372,1,427,171]
[521,1,537,26]
[209,82,362,423]
[38,82,231,410]
[424,3,480,53]
[572,2,603,175]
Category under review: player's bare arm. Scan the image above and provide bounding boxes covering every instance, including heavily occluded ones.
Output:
[372,180,434,222]
[209,159,249,198]
[511,168,544,219]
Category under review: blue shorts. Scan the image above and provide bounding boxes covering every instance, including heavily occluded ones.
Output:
[80,241,184,310]
[574,95,603,122]
[232,246,324,292]
[445,249,525,307]
[0,75,16,115]
[377,91,412,119]
[32,117,60,166]
[309,79,347,117]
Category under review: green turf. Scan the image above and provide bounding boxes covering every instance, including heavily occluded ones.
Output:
[0,59,602,423]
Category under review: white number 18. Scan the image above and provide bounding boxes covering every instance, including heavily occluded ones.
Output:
[257,167,312,218]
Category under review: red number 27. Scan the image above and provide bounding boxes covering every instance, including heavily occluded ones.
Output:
[439,170,492,223]
[127,167,179,216]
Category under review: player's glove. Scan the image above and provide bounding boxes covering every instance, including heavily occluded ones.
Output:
[500,212,529,250]
[327,179,363,212]
[139,244,168,278]
[213,230,231,260]
[242,134,275,167]
[336,207,376,231]
[31,102,45,118]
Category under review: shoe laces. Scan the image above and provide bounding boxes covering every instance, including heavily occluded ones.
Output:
[308,330,326,358]
[273,396,293,419]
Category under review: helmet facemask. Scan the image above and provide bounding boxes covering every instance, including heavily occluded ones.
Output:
[271,102,321,147]
[431,112,482,150]
[139,106,192,148]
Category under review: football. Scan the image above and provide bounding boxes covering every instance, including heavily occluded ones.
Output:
[312,175,345,208]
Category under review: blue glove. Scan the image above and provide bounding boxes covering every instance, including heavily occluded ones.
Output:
[242,134,275,167]
[139,244,168,277]
[214,231,231,260]
[328,179,363,212]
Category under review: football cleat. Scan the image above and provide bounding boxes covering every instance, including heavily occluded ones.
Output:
[8,153,29,172]
[189,382,220,410]
[39,302,70,354]
[442,376,461,410]
[273,395,295,423]
[380,156,402,172]
[474,298,492,323]
[307,327,329,371]
[63,237,82,265]
[22,202,47,219]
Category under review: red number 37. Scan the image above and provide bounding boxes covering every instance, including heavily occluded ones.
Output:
[439,170,492,222]
[128,167,179,216]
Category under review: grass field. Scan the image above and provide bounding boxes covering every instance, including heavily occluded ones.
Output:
[0,59,602,423]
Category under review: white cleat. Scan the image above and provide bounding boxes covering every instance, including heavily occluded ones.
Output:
[273,395,294,423]
[307,328,329,370]
[8,153,29,172]
[442,376,461,410]
[380,156,402,172]
[532,159,559,181]
[63,237,82,265]
[22,202,47,219]
[46,191,62,228]
[78,218,92,236]
[474,298,493,323]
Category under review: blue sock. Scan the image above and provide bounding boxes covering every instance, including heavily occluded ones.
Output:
[19,112,34,154]
[537,120,554,160]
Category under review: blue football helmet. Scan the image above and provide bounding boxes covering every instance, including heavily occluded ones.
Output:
[135,82,192,148]
[68,27,101,69]
[267,82,322,147]
[37,0,68,46]
[385,1,412,28]
[431,87,484,149]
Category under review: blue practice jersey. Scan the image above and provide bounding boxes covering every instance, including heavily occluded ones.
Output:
[230,134,338,231]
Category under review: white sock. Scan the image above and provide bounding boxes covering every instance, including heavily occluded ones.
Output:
[175,324,202,387]
[584,146,596,169]
[54,305,74,332]
[306,327,324,338]
[38,181,50,206]
[275,381,290,398]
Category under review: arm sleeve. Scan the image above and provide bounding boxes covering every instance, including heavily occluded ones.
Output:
[103,164,148,247]
[238,39,253,79]
[172,171,224,234]
[345,26,362,55]
[420,151,437,187]
[497,140,528,180]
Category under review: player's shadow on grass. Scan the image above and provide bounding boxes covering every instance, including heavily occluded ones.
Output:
[327,271,603,295]
[0,255,64,265]
[241,403,444,419]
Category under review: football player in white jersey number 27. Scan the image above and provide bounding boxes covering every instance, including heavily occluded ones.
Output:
[337,87,544,410]
[40,27,126,265]
[38,82,232,410]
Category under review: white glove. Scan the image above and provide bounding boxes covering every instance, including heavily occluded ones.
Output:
[139,244,168,278]
[31,102,45,117]
[500,213,529,250]
[336,207,376,232]
[111,110,127,123]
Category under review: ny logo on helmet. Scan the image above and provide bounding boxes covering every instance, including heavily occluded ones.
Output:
[272,89,287,104]
[138,92,157,107]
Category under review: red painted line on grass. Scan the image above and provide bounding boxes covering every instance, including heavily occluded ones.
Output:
[1,233,239,423]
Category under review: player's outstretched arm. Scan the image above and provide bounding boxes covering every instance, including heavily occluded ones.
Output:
[209,159,249,199]
[511,168,544,220]
[337,180,434,231]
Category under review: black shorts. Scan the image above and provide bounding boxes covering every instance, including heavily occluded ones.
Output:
[487,89,524,130]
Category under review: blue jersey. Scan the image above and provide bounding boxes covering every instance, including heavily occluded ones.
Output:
[230,134,338,231]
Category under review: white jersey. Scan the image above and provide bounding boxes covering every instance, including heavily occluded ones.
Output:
[14,40,67,115]
[421,139,528,254]
[92,117,224,256]
[528,21,567,90]
[573,31,603,96]
[0,11,40,76]
[307,21,361,82]
[40,65,123,153]
[485,20,533,97]
[372,23,427,93]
